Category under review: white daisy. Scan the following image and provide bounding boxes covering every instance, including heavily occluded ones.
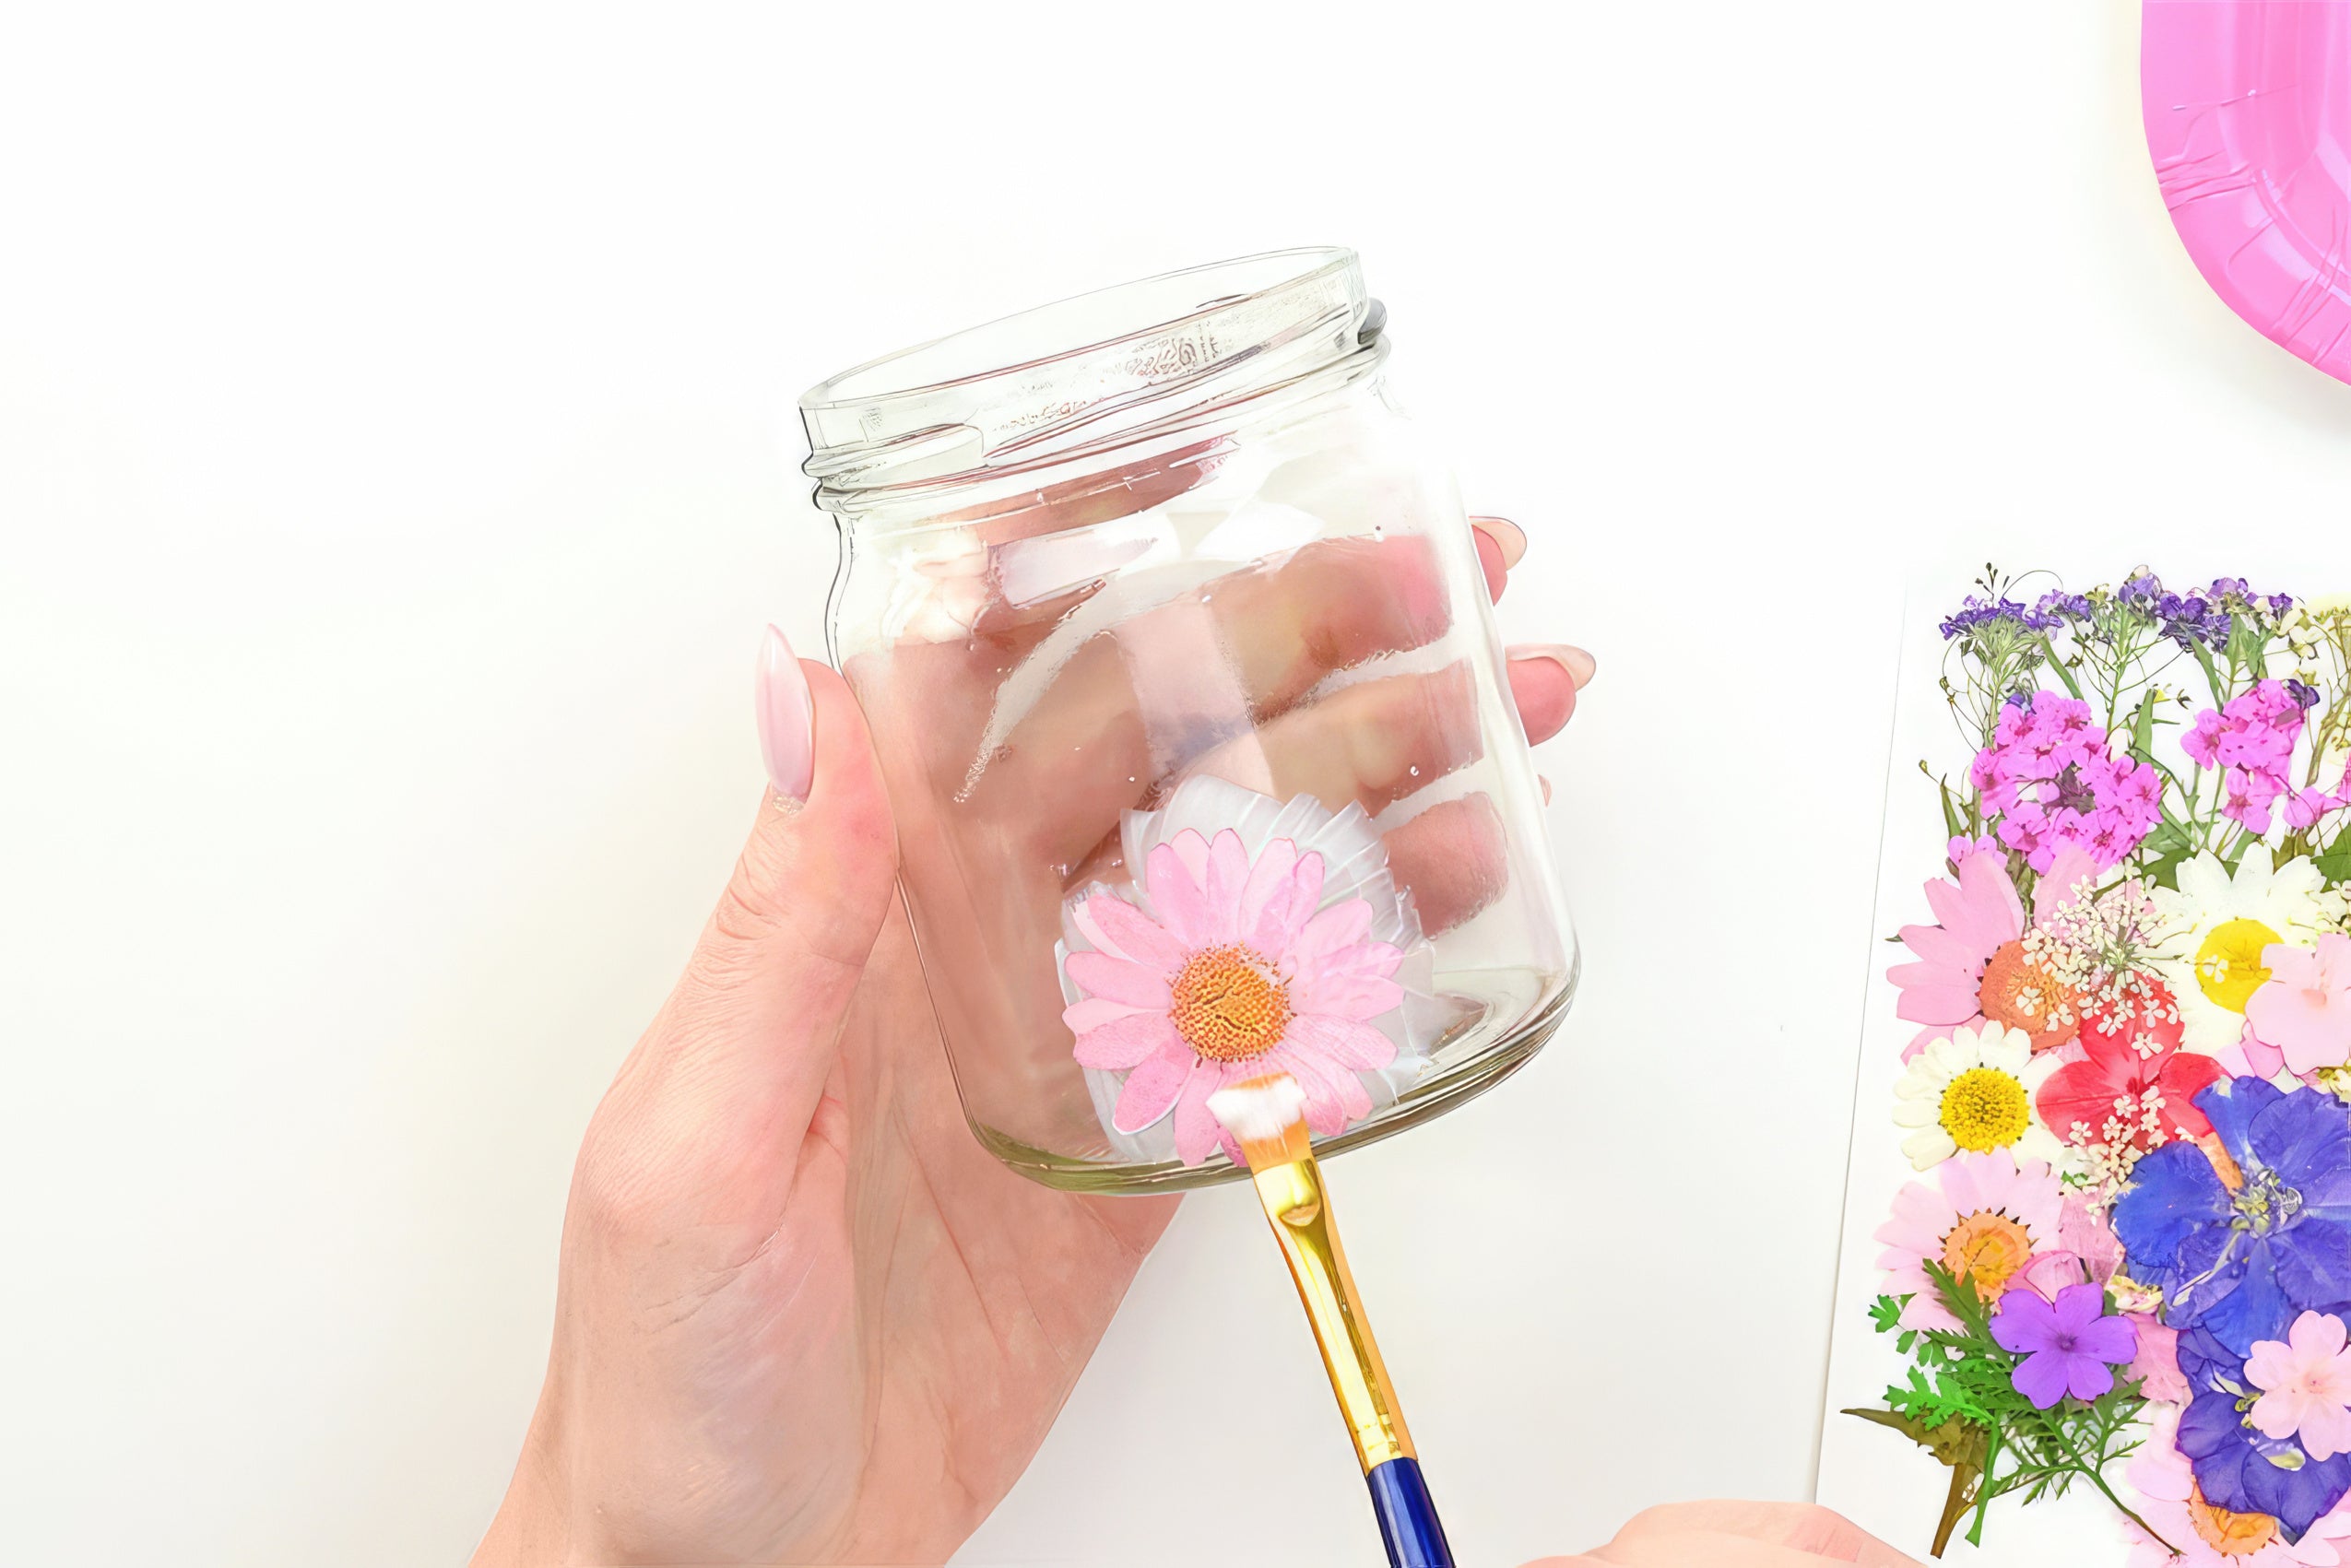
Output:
[1891,1021,2064,1171]
[2151,847,2327,1053]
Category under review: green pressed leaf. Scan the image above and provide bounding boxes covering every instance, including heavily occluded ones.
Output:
[2128,689,2158,763]
[1842,1407,1991,1471]
[2314,828,2351,885]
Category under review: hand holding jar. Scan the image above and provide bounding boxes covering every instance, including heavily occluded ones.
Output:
[468,521,1588,1566]
[472,253,1599,1564]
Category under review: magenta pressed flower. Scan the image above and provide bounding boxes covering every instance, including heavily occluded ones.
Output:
[2182,679,2339,837]
[1991,1281,2139,1409]
[1971,692,2162,874]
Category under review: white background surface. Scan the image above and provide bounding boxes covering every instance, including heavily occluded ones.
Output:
[11,3,2351,1564]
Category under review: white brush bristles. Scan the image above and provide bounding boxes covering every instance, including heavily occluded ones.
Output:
[1207,1075,1309,1148]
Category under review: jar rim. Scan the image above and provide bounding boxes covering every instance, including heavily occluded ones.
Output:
[797,247,1372,505]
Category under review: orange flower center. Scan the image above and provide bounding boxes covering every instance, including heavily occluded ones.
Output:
[2187,1482,2279,1557]
[1170,946,1292,1062]
[1979,939,2080,1051]
[1941,1210,2035,1303]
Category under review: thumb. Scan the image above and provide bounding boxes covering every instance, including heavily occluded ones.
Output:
[598,628,898,1198]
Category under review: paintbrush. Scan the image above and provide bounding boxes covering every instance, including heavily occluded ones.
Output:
[1207,1074,1454,1568]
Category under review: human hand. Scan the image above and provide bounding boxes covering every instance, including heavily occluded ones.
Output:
[471,513,1589,1566]
[1523,1503,1921,1567]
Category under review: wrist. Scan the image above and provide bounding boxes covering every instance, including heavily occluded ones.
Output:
[470,1410,577,1568]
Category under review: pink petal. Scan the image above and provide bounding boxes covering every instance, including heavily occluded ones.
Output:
[1065,950,1173,1008]
[1897,923,1979,973]
[1923,856,2024,955]
[1081,894,1189,973]
[1173,1067,1236,1166]
[2016,1251,2088,1303]
[1312,938,1406,983]
[1941,1158,1986,1220]
[2038,845,2098,914]
[1268,1051,1354,1136]
[1286,1012,1398,1071]
[2127,1317,2187,1404]
[1169,827,1212,885]
[1062,997,1151,1034]
[1240,842,1324,956]
[1143,843,1218,947]
[1200,830,1249,945]
[1289,972,1406,1020]
[1282,1046,1373,1126]
[1286,899,1375,971]
[1890,975,1984,1026]
[1111,1043,1195,1134]
[1073,1010,1180,1069]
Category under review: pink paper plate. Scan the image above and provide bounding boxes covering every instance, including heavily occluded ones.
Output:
[2144,1,2351,383]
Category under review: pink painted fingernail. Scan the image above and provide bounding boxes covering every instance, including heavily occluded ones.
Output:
[1469,515,1528,569]
[1508,643,1597,688]
[756,625,814,803]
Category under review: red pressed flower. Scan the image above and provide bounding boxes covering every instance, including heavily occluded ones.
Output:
[2038,975,2220,1151]
[2078,973,2187,1058]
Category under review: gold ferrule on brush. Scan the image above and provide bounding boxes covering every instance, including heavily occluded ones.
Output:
[1249,1154,1415,1472]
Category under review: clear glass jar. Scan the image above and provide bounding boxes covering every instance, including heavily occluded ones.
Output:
[798,248,1576,1193]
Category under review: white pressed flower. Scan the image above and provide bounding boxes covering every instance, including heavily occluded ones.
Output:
[2150,847,2328,1052]
[1890,1021,2064,1171]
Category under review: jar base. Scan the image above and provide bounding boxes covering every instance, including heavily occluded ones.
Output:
[968,967,1577,1195]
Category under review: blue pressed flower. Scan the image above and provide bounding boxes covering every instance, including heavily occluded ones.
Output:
[2177,1381,2351,1537]
[2113,1079,2351,1351]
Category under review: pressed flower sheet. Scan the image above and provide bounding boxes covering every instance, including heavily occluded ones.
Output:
[1821,569,2351,1566]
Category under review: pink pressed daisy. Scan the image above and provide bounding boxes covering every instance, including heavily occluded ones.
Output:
[1874,1149,2065,1331]
[1061,825,1406,1167]
[1888,850,2026,1059]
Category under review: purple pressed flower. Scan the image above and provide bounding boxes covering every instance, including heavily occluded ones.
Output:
[1940,595,2037,640]
[2291,678,2323,711]
[1991,1282,2138,1409]
[2030,589,2093,627]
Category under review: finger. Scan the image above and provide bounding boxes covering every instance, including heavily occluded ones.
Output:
[603,634,898,1206]
[1610,1504,1920,1567]
[1385,794,1508,933]
[1471,513,1528,569]
[1189,661,1484,818]
[1592,1534,1851,1567]
[957,532,1456,869]
[1506,644,1596,744]
[1474,525,1507,602]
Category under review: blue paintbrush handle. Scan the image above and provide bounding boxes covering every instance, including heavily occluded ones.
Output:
[1366,1456,1454,1568]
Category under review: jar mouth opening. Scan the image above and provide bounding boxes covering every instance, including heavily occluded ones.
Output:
[797,247,1373,506]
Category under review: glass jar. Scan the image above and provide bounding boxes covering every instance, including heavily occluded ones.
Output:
[798,248,1576,1193]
